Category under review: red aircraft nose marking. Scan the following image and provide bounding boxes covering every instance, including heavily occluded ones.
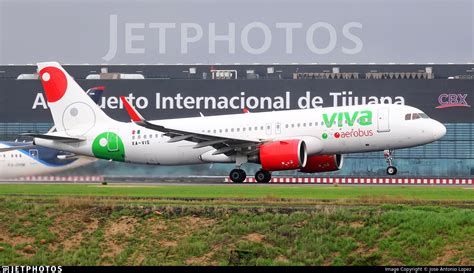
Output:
[39,67,68,103]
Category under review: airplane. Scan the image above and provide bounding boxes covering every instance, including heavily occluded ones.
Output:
[0,86,104,179]
[29,62,446,183]
[0,142,97,179]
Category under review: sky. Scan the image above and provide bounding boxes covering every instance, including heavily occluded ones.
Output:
[0,0,472,64]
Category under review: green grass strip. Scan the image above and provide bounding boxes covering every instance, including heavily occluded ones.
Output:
[0,184,472,201]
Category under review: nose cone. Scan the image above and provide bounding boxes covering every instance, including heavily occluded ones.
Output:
[432,121,446,140]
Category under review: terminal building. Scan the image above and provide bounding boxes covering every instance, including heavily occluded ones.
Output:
[0,64,472,177]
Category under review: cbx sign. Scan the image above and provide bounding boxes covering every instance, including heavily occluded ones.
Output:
[436,93,470,108]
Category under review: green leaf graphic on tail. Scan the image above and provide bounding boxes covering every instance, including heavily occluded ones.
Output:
[92,132,125,162]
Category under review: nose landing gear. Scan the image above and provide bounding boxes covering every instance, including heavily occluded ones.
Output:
[384,149,397,175]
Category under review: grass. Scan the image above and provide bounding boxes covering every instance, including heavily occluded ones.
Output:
[0,196,472,266]
[0,184,472,201]
[0,184,472,265]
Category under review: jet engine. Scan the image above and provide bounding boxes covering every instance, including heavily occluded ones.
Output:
[299,154,343,173]
[259,139,307,171]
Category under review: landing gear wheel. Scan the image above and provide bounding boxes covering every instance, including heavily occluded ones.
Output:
[384,149,397,176]
[255,170,271,183]
[386,166,397,175]
[230,169,246,183]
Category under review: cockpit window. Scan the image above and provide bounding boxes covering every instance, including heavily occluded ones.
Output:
[419,113,429,119]
[406,112,429,121]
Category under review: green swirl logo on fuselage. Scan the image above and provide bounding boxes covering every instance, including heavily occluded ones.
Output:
[92,132,125,162]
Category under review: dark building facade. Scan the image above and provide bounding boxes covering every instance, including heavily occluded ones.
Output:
[0,64,472,177]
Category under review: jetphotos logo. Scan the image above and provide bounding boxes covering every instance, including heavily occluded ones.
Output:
[436,93,470,108]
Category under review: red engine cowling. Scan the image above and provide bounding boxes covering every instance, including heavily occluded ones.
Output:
[299,154,343,173]
[259,139,307,171]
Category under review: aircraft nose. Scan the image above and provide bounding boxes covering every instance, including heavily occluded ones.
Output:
[432,121,446,140]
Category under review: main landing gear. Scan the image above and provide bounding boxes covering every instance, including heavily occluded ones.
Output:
[384,149,397,175]
[255,169,272,183]
[229,169,272,183]
[229,169,246,183]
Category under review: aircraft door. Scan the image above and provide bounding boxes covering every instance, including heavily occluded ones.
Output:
[29,149,39,159]
[377,108,391,132]
[275,122,281,134]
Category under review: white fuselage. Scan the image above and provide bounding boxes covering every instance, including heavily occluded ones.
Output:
[33,104,446,166]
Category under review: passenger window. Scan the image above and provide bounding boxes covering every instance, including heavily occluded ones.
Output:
[405,114,411,120]
[309,122,313,126]
[315,121,318,126]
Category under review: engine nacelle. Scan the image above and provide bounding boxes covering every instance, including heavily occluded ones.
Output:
[259,139,307,171]
[299,154,343,173]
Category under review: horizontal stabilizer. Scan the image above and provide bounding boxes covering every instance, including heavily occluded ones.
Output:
[22,133,85,143]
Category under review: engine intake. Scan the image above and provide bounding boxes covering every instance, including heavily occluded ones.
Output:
[259,139,307,171]
[299,154,343,173]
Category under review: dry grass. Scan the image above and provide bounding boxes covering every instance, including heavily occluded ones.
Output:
[57,196,95,208]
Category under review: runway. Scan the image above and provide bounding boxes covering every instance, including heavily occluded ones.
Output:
[0,178,472,187]
[1,175,472,186]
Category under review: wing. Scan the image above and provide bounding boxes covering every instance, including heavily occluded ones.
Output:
[120,96,262,155]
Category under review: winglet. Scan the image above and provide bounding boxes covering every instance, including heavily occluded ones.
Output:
[120,96,144,122]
